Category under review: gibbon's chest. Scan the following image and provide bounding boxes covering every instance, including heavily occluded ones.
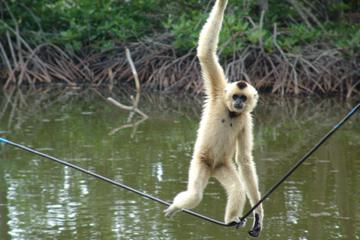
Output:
[210,110,245,141]
[202,103,245,132]
[195,106,245,161]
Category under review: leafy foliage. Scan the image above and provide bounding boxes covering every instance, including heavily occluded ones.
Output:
[0,0,359,55]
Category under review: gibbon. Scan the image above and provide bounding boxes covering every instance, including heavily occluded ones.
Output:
[164,0,263,237]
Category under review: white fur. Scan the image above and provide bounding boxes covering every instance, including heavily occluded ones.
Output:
[165,0,264,232]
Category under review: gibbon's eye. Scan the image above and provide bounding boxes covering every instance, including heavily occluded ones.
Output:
[232,94,247,102]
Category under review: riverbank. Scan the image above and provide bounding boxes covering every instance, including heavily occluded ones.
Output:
[1,34,358,98]
[0,1,359,97]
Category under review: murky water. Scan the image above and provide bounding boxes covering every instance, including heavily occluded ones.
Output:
[0,87,359,240]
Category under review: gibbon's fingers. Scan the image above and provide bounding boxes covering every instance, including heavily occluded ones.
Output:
[248,213,262,238]
[164,205,181,218]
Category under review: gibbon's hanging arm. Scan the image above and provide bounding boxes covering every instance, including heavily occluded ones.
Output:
[0,102,359,231]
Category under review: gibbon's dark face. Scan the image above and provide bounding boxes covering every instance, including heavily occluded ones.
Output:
[224,81,259,113]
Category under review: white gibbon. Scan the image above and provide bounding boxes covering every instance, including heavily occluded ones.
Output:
[165,0,263,237]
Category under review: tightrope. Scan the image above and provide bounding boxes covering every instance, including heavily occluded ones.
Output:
[0,137,232,227]
[240,102,359,221]
[0,102,359,228]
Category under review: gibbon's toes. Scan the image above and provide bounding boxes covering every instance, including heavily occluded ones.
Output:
[164,205,181,218]
[248,213,262,238]
[227,217,246,228]
[235,218,247,229]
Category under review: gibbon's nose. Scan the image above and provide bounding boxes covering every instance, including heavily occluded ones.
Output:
[234,99,244,109]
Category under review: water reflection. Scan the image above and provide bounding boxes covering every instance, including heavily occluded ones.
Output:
[0,87,359,240]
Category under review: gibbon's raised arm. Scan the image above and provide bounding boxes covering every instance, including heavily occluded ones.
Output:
[197,0,228,98]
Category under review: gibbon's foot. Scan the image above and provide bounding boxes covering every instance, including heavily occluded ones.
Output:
[234,218,246,229]
[164,205,181,218]
[227,217,246,228]
[248,213,262,238]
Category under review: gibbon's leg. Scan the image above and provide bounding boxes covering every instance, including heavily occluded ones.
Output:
[236,117,264,237]
[164,161,211,217]
[213,164,246,225]
[197,0,228,97]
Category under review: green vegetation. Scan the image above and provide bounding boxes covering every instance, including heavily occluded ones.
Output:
[0,0,359,96]
[2,0,358,53]
[0,0,169,50]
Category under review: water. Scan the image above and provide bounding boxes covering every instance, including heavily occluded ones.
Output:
[0,87,359,240]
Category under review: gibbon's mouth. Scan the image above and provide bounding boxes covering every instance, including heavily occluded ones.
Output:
[234,103,244,110]
[233,102,245,111]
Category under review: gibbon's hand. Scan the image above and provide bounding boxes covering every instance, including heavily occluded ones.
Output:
[164,205,181,218]
[248,213,262,238]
